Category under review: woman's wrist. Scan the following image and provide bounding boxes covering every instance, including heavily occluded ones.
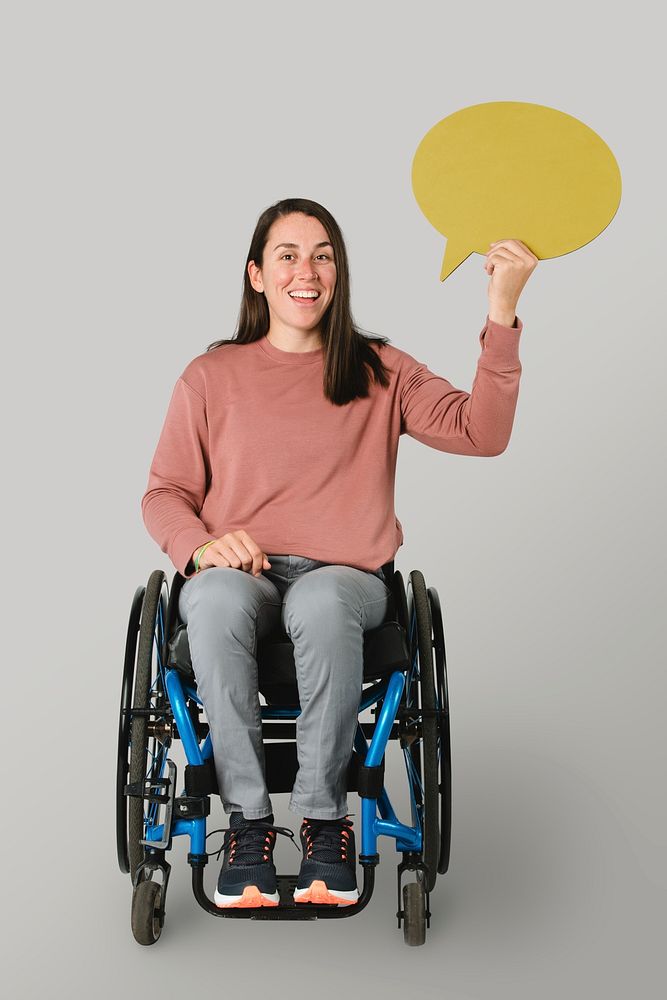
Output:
[488,303,517,327]
[193,540,215,573]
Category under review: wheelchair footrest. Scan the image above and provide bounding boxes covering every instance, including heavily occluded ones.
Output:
[191,865,375,920]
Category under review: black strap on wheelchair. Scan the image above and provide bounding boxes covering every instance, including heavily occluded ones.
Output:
[356,756,385,799]
[185,759,218,796]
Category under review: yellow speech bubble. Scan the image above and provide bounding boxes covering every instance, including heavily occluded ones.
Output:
[411,101,622,280]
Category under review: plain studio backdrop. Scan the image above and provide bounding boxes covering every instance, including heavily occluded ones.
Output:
[2,1,664,997]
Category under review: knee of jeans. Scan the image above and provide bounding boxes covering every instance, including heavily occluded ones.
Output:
[283,572,355,634]
[184,568,257,623]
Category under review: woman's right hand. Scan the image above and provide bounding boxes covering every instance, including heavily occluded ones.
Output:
[193,530,272,577]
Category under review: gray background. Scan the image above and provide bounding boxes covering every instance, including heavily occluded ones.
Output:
[3,0,664,996]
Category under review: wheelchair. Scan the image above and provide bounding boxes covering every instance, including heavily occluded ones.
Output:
[116,560,452,947]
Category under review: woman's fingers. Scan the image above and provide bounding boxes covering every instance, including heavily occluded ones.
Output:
[489,238,538,259]
[202,541,231,569]
[221,538,256,574]
[237,530,270,576]
[487,239,539,268]
[485,247,521,273]
[485,240,539,270]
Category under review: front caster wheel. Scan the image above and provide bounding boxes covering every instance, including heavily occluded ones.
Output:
[402,881,426,946]
[131,879,163,946]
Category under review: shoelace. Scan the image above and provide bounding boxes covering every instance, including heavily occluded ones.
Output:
[211,820,298,866]
[302,816,354,864]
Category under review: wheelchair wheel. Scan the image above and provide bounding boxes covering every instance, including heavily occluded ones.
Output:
[402,881,427,946]
[429,586,452,875]
[116,585,145,873]
[406,570,440,893]
[131,878,163,946]
[124,570,171,880]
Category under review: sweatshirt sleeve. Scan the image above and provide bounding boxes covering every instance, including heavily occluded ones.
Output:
[141,376,218,578]
[400,315,523,457]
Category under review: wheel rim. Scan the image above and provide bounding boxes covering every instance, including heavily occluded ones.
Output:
[402,580,424,829]
[429,586,452,874]
[407,570,440,893]
[127,570,171,881]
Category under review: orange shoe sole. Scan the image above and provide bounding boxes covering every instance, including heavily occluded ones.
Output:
[293,880,358,906]
[214,885,279,908]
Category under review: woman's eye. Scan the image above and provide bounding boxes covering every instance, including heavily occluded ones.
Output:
[281,253,332,261]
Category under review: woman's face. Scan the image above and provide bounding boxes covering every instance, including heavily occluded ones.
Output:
[248,212,337,337]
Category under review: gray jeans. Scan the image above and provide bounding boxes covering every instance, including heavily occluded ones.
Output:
[178,554,392,820]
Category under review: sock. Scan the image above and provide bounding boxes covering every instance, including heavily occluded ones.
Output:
[229,810,274,828]
[304,815,347,823]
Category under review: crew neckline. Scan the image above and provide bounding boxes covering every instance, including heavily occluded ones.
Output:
[256,335,324,365]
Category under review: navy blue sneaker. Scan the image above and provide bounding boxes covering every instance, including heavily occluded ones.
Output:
[293,815,359,905]
[214,814,296,908]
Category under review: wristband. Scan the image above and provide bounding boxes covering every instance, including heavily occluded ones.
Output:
[194,541,215,573]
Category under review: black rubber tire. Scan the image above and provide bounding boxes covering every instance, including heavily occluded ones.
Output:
[117,585,145,874]
[127,570,168,881]
[429,586,452,875]
[402,881,427,946]
[408,570,440,894]
[394,570,425,845]
[131,879,163,946]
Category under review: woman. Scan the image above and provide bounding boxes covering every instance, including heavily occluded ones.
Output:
[141,197,538,908]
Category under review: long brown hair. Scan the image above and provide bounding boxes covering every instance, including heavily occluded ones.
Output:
[206,198,393,405]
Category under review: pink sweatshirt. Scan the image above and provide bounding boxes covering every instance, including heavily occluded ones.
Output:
[141,315,523,579]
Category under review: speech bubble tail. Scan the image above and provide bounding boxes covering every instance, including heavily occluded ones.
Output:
[440,240,472,281]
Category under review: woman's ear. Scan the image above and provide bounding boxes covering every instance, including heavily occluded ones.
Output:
[247,259,263,293]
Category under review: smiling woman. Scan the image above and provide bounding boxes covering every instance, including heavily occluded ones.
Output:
[140,193,527,909]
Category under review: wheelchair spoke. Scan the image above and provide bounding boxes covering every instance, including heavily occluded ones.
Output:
[404,745,424,797]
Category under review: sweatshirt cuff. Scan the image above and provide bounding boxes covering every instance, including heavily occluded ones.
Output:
[478,314,523,363]
[172,527,218,579]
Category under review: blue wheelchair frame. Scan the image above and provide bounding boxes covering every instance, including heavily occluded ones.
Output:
[139,597,429,913]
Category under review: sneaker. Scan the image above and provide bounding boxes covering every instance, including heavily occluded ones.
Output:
[214,814,296,908]
[293,815,359,906]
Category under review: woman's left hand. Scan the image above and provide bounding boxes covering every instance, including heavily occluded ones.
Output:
[485,239,539,323]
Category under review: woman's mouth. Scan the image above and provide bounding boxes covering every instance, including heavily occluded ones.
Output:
[288,291,320,306]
